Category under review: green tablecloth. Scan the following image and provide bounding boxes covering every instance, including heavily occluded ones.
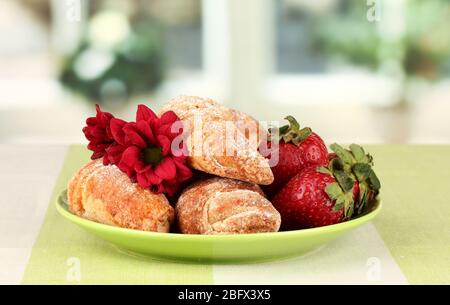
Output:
[21,145,450,284]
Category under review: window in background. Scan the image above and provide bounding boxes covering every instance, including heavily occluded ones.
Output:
[58,0,203,106]
[276,0,450,79]
[276,0,327,73]
[273,0,450,105]
[0,0,204,144]
[276,0,388,74]
[2,0,450,144]
[86,0,203,72]
[0,0,54,107]
[270,0,450,143]
[149,0,203,71]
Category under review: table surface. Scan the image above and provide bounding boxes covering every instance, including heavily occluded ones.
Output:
[0,144,449,284]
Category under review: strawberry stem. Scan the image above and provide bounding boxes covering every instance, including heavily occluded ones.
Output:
[273,116,312,145]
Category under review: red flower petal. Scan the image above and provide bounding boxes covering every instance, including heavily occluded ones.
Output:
[85,117,97,126]
[136,104,157,122]
[157,124,172,139]
[117,146,140,177]
[110,118,127,145]
[161,179,179,197]
[155,157,176,180]
[157,135,171,156]
[135,162,151,174]
[136,120,156,144]
[173,158,193,181]
[159,112,184,139]
[146,169,163,185]
[83,104,193,196]
[105,143,125,164]
[96,104,113,121]
[90,150,104,160]
[83,105,117,160]
[123,123,147,148]
[154,183,165,194]
[90,126,107,138]
[95,104,102,115]
[136,172,151,188]
[159,111,179,125]
[102,155,111,166]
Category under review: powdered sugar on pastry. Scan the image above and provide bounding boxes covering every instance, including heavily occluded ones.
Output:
[159,96,274,185]
[67,160,174,232]
[176,177,281,234]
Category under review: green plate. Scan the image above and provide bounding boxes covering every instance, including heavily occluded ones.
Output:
[56,191,381,263]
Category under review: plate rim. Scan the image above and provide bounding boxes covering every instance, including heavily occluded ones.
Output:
[56,190,382,241]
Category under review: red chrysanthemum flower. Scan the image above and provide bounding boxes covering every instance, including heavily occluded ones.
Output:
[83,104,114,160]
[103,118,128,165]
[109,105,192,196]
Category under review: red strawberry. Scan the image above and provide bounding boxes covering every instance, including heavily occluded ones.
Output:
[259,116,328,198]
[272,143,380,230]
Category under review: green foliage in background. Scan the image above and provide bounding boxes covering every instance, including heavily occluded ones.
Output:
[311,1,381,70]
[60,16,165,104]
[310,0,450,79]
[403,0,450,78]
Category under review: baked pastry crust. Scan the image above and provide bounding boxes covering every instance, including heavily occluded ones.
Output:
[67,160,174,232]
[176,177,281,234]
[159,96,273,185]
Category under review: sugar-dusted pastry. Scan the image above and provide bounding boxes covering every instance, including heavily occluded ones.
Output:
[230,108,268,148]
[159,96,273,185]
[159,96,267,145]
[67,159,174,232]
[176,177,281,234]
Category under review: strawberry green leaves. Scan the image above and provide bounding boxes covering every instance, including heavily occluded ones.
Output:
[317,166,332,175]
[330,143,380,191]
[278,116,313,145]
[350,144,369,163]
[352,163,371,181]
[369,170,381,190]
[319,143,381,220]
[325,182,354,219]
[330,143,355,165]
[353,163,380,190]
[267,116,312,145]
[333,170,354,193]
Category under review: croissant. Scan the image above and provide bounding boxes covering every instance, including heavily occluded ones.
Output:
[67,160,174,232]
[176,177,281,234]
[159,96,273,185]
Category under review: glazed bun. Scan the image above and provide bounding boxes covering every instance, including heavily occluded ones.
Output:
[176,177,281,234]
[67,160,174,232]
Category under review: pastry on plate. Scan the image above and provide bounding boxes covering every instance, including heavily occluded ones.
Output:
[176,177,281,234]
[159,96,273,185]
[67,160,174,232]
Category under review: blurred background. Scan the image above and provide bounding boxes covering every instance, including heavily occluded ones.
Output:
[1,0,449,144]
